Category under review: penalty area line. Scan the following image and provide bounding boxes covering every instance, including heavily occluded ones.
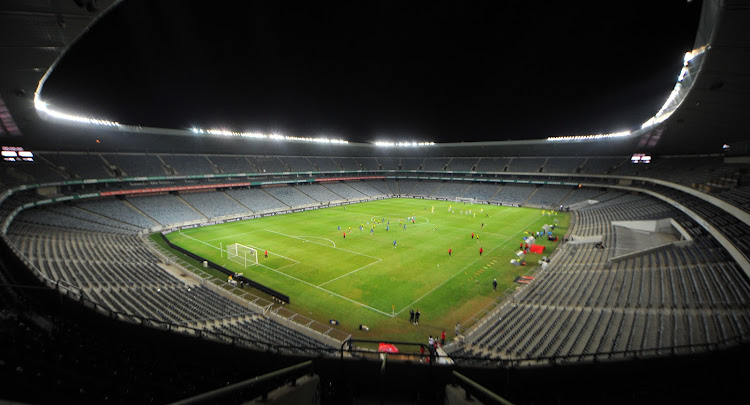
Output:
[174,230,393,317]
[317,259,383,287]
[252,261,393,317]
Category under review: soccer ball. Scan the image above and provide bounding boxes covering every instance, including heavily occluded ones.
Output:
[437,264,440,267]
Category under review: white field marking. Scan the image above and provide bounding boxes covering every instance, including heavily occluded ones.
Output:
[317,258,383,287]
[177,231,391,316]
[395,215,545,316]
[296,235,336,247]
[263,229,382,261]
[206,229,265,243]
[251,261,393,317]
[178,231,299,264]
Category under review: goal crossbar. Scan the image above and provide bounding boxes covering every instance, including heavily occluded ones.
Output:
[225,243,259,268]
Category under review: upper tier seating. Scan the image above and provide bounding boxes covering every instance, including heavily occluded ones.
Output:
[307,157,341,171]
[207,155,258,173]
[246,156,289,173]
[475,158,510,172]
[507,158,545,173]
[43,152,111,179]
[160,155,217,176]
[104,154,167,177]
[446,158,478,172]
[421,158,450,171]
[280,157,315,172]
[543,158,585,173]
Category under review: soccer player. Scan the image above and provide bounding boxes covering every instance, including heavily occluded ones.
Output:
[403,224,406,230]
[348,226,351,232]
[338,225,341,231]
[481,223,484,229]
[386,225,389,231]
[435,225,439,231]
[476,234,479,242]
[343,232,346,239]
[471,232,474,239]
[393,240,397,248]
[370,228,374,235]
[264,250,268,259]
[448,248,452,256]
[479,247,483,256]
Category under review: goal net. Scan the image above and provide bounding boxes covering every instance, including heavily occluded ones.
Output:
[455,197,475,205]
[225,243,259,268]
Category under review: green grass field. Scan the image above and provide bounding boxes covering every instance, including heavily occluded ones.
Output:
[165,198,569,342]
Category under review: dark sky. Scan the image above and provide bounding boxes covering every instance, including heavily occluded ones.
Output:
[41,0,703,143]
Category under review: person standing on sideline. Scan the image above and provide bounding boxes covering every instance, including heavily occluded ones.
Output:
[492,278,497,291]
[479,247,483,256]
[409,309,415,324]
[455,322,461,336]
[415,309,421,325]
[441,330,446,346]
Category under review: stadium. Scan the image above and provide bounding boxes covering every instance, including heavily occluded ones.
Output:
[0,0,749,403]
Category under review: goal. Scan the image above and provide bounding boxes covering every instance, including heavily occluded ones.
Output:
[225,243,259,268]
[455,197,475,205]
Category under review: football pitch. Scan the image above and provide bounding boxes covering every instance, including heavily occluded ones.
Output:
[165,198,569,342]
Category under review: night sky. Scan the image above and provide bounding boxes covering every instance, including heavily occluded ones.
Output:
[41,0,703,143]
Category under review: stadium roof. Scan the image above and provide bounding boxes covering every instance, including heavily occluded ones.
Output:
[0,0,749,156]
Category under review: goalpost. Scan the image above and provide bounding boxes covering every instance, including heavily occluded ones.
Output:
[224,243,259,268]
[455,197,475,205]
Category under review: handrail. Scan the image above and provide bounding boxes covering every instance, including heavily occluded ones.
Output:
[168,360,314,405]
[452,370,514,405]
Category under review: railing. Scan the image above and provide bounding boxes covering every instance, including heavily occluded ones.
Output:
[452,370,514,405]
[168,360,315,405]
